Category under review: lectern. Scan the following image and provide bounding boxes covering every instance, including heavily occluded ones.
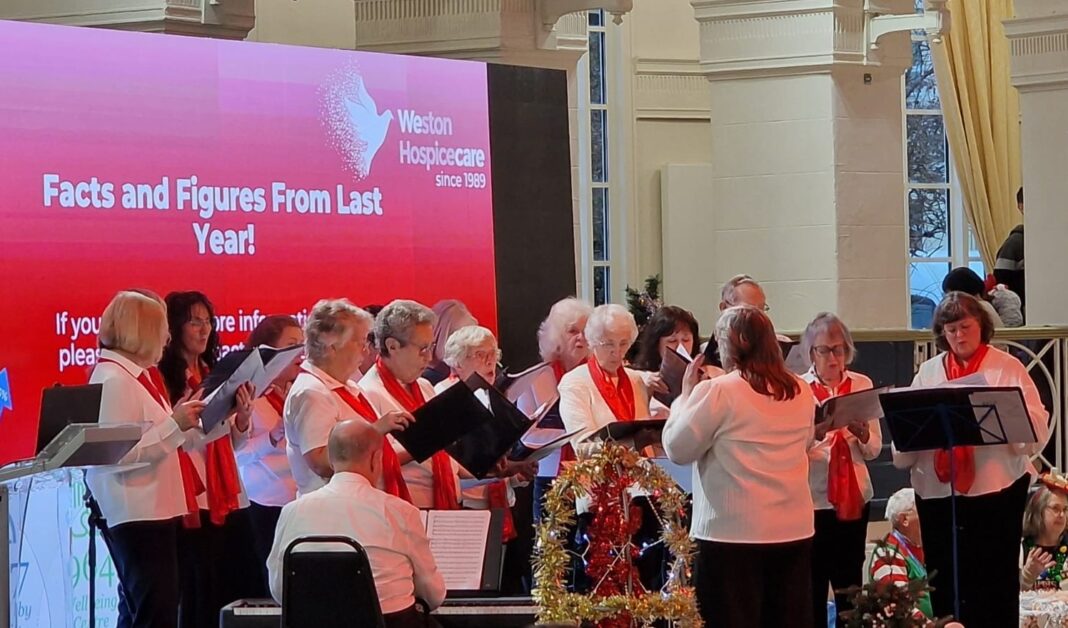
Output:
[0,422,141,628]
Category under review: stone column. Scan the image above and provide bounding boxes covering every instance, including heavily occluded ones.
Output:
[1005,0,1068,325]
[662,0,913,332]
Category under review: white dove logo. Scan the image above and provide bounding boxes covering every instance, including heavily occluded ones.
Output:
[322,70,393,179]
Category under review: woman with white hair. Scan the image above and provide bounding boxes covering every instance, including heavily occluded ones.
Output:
[800,312,881,628]
[869,488,932,619]
[559,303,651,449]
[530,297,593,521]
[422,299,478,385]
[88,290,205,628]
[284,298,413,499]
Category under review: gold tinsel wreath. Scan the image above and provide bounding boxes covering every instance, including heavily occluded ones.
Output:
[531,441,703,627]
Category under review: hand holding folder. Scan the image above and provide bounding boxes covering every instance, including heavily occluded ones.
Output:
[199,344,303,432]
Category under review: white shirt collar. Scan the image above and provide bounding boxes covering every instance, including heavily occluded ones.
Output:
[99,348,146,377]
[327,471,373,490]
[301,360,358,391]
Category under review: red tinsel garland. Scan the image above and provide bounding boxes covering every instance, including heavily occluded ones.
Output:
[585,462,644,628]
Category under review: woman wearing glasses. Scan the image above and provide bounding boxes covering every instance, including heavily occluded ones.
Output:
[1020,479,1068,590]
[893,292,1049,626]
[800,313,881,628]
[358,299,458,510]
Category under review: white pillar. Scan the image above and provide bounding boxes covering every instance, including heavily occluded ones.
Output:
[1005,0,1068,325]
[663,0,913,332]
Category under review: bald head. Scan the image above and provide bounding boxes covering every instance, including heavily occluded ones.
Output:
[328,419,383,478]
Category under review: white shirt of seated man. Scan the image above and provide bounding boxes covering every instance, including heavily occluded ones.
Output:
[267,419,446,614]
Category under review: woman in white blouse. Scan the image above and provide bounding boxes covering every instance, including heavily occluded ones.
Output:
[800,312,881,628]
[88,290,204,628]
[893,292,1049,626]
[234,315,304,590]
[559,303,651,450]
[664,305,816,628]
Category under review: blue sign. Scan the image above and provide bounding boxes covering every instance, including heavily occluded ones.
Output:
[0,369,11,419]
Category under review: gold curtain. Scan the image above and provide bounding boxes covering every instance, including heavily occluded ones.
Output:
[930,0,1021,267]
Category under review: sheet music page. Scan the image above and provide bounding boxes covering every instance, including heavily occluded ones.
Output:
[426,510,491,590]
[825,387,890,428]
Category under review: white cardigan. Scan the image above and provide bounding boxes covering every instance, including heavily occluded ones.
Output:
[801,370,882,510]
[664,371,816,543]
[892,345,1049,498]
[558,364,651,456]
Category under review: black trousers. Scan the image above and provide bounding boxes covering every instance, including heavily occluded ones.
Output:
[384,604,442,628]
[811,503,870,628]
[247,501,284,592]
[694,537,814,628]
[100,517,181,628]
[178,508,265,628]
[916,473,1029,627]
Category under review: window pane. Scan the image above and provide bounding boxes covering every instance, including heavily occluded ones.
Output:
[914,0,924,13]
[968,228,981,259]
[591,109,607,183]
[594,266,610,306]
[968,260,986,279]
[910,261,951,329]
[909,188,950,257]
[593,187,609,262]
[588,31,605,105]
[905,41,940,110]
[907,114,947,183]
[588,9,603,26]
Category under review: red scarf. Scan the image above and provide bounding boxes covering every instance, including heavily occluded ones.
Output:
[98,358,205,528]
[329,382,414,504]
[935,343,990,493]
[264,389,286,417]
[587,360,636,421]
[187,366,243,527]
[375,357,459,510]
[810,376,864,521]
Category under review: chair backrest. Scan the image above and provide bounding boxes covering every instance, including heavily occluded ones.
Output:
[281,535,386,628]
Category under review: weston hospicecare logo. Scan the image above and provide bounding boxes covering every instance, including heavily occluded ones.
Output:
[322,66,393,180]
[0,368,11,420]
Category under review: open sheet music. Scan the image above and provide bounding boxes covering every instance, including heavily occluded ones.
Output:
[422,510,492,591]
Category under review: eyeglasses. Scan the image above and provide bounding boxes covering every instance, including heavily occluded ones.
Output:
[592,340,631,353]
[468,348,502,363]
[1047,505,1068,516]
[186,317,213,329]
[813,345,847,358]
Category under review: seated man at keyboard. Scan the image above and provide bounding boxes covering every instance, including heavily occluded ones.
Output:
[268,419,446,626]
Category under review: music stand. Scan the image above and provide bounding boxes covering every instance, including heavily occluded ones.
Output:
[879,385,1036,620]
[0,401,141,628]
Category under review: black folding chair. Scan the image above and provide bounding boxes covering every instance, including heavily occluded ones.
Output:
[281,536,386,628]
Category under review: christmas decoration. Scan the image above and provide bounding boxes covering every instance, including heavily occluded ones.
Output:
[624,274,662,330]
[532,441,701,627]
[839,544,954,627]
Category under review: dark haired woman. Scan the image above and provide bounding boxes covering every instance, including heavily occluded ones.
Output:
[893,291,1049,626]
[664,305,817,628]
[235,314,304,590]
[157,291,258,627]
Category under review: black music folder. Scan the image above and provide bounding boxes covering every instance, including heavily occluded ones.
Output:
[815,386,891,428]
[586,419,667,445]
[199,344,303,431]
[655,347,691,407]
[395,375,538,478]
[880,385,1036,454]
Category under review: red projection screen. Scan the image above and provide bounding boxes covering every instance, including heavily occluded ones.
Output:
[0,21,497,465]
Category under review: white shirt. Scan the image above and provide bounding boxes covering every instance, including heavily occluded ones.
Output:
[360,364,461,509]
[267,472,446,613]
[664,371,816,543]
[557,364,651,457]
[86,350,188,527]
[236,396,297,507]
[801,370,882,510]
[892,346,1050,498]
[284,362,368,497]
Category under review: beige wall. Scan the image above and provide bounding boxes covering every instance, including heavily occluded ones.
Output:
[247,0,355,48]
